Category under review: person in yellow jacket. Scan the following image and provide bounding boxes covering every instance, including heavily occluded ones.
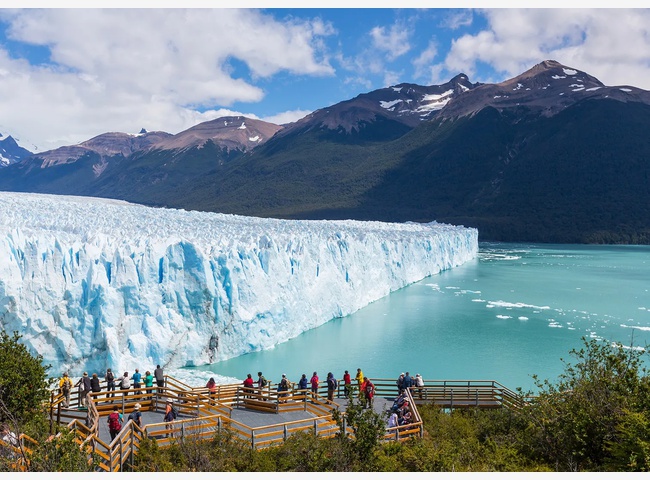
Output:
[59,372,73,408]
[355,368,364,398]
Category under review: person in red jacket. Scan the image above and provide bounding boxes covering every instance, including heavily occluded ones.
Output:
[363,377,375,409]
[343,370,352,397]
[243,373,254,398]
[310,371,319,400]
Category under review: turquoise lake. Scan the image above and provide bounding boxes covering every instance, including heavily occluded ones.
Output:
[187,243,650,393]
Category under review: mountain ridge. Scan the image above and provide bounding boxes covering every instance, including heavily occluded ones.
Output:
[0,59,649,244]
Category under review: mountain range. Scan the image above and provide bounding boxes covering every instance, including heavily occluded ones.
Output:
[0,59,649,244]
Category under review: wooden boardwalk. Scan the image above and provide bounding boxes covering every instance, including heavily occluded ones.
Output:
[0,377,525,471]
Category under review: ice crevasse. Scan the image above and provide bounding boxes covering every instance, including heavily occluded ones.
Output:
[0,192,478,375]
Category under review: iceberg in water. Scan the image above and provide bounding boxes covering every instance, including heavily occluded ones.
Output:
[0,192,478,375]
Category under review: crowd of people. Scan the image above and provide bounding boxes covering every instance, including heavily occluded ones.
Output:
[234,368,385,411]
[58,365,167,408]
[58,365,424,432]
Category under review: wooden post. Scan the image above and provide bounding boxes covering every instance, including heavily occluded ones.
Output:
[450,388,454,410]
[313,419,318,436]
[283,424,288,441]
[251,430,255,450]
[50,391,55,434]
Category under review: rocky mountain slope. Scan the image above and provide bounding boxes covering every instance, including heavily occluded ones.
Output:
[0,60,648,244]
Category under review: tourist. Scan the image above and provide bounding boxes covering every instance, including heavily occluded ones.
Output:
[298,373,308,392]
[396,373,405,394]
[131,369,142,396]
[388,411,399,429]
[310,371,319,400]
[206,377,217,397]
[144,370,154,399]
[105,368,116,399]
[277,374,290,403]
[154,364,165,393]
[120,372,130,396]
[415,373,424,399]
[326,372,337,402]
[0,423,18,458]
[343,370,351,397]
[355,368,364,398]
[164,401,177,437]
[363,377,375,409]
[128,403,143,428]
[90,373,101,402]
[243,373,254,398]
[403,372,413,393]
[81,372,92,407]
[59,372,73,408]
[257,372,268,396]
[107,405,122,441]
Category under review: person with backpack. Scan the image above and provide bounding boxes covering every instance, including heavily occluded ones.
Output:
[107,405,122,441]
[326,372,338,402]
[81,372,92,408]
[257,372,268,398]
[105,368,115,399]
[59,372,73,408]
[128,403,143,428]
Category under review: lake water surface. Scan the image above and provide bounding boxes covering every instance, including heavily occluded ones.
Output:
[185,243,650,393]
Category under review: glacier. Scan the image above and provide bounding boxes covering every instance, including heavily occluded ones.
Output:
[0,192,478,377]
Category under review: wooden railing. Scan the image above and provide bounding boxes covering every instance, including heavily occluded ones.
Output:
[411,380,527,410]
[30,375,526,472]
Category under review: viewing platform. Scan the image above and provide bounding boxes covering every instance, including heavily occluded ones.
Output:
[4,376,526,472]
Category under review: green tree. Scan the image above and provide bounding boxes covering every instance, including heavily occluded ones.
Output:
[0,331,52,425]
[519,337,650,471]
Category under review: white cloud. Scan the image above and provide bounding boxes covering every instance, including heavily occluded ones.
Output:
[441,9,650,89]
[369,23,411,62]
[440,10,473,30]
[413,39,439,80]
[0,9,335,151]
[261,109,312,125]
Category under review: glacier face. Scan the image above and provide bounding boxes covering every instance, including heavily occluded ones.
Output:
[0,192,478,376]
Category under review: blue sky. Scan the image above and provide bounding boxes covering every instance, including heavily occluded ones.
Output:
[0,3,648,151]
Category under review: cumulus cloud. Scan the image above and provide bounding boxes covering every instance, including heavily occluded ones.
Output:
[261,109,313,126]
[440,9,650,88]
[413,39,439,80]
[369,23,411,61]
[0,9,335,151]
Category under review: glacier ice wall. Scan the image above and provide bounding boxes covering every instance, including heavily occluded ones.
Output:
[0,192,478,375]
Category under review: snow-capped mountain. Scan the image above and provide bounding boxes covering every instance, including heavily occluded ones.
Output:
[0,134,33,166]
[0,191,478,375]
[278,73,476,138]
[0,60,649,243]
[148,116,283,153]
[26,130,173,170]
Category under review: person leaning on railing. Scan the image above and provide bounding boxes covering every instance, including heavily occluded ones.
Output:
[243,373,255,399]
